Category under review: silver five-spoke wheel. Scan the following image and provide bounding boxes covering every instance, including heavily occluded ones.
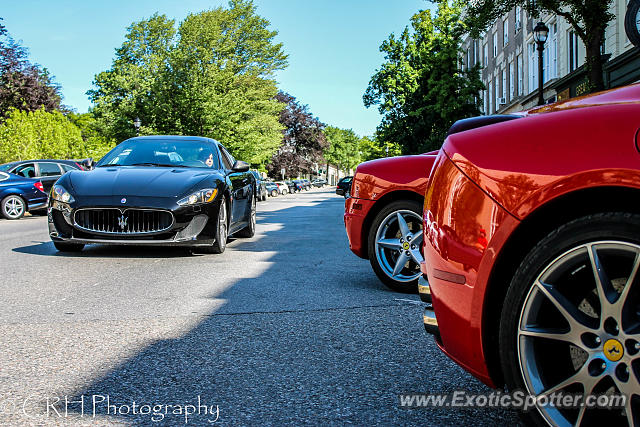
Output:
[517,241,639,426]
[368,200,424,292]
[501,213,640,427]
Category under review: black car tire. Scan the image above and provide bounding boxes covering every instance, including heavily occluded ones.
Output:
[271,189,278,197]
[499,212,640,427]
[237,195,256,238]
[53,241,85,252]
[367,200,423,293]
[1,195,26,220]
[201,198,228,254]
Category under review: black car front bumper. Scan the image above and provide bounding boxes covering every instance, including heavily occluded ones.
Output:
[48,198,218,247]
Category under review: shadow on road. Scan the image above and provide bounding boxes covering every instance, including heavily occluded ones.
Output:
[18,195,519,425]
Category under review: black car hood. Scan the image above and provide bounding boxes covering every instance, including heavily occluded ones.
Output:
[68,167,218,198]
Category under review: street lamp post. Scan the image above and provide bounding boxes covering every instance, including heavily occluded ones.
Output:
[133,117,141,136]
[533,22,549,106]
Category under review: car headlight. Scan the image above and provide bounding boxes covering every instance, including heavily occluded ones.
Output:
[52,185,75,203]
[177,188,218,206]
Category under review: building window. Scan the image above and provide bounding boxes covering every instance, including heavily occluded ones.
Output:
[502,69,507,100]
[483,89,488,115]
[493,32,498,57]
[488,81,493,113]
[528,42,538,92]
[568,30,579,72]
[495,77,500,110]
[529,22,558,92]
[515,6,522,31]
[474,39,479,65]
[483,43,488,66]
[503,19,509,46]
[544,23,558,81]
[509,61,515,100]
[517,54,523,95]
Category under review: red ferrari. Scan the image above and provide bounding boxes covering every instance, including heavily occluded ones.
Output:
[344,153,437,292]
[420,84,640,425]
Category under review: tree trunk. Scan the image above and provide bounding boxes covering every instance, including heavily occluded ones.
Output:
[584,31,606,93]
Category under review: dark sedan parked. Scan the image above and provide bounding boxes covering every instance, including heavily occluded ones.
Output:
[249,170,268,201]
[284,180,298,193]
[0,159,85,193]
[335,176,353,196]
[48,136,257,254]
[0,171,47,219]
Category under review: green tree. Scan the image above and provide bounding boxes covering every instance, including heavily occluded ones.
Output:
[358,134,402,161]
[0,108,86,162]
[364,0,484,154]
[88,0,287,165]
[67,111,116,160]
[323,126,362,172]
[0,18,63,117]
[267,92,327,179]
[465,0,614,92]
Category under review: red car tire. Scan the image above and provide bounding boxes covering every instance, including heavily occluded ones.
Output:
[500,212,640,426]
[367,199,424,293]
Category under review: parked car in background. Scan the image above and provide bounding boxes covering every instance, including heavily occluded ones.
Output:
[0,171,47,219]
[0,159,85,193]
[275,181,289,195]
[284,180,298,193]
[265,181,279,197]
[249,170,268,201]
[312,178,327,187]
[335,176,352,197]
[302,179,311,190]
[292,180,306,192]
[343,152,438,292]
[48,136,257,254]
[419,84,640,426]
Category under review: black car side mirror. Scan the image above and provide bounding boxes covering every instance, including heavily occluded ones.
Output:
[232,160,250,172]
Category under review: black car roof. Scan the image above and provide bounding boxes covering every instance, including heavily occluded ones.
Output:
[123,135,219,144]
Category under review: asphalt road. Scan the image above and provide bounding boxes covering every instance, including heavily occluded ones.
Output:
[0,188,520,426]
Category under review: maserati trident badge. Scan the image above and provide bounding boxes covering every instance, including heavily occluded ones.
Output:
[121,197,127,204]
[118,215,128,230]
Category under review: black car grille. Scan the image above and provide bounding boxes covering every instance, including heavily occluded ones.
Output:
[74,209,174,234]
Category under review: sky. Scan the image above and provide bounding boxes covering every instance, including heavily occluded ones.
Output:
[1,0,432,137]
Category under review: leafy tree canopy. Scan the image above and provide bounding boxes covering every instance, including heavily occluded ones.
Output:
[67,111,116,160]
[465,0,614,92]
[364,0,484,154]
[359,135,402,161]
[0,108,87,163]
[0,18,63,117]
[323,126,362,172]
[89,0,288,165]
[266,92,327,179]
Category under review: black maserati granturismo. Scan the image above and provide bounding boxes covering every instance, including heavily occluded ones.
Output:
[48,136,257,253]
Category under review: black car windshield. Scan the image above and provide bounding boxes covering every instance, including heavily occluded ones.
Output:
[96,139,221,169]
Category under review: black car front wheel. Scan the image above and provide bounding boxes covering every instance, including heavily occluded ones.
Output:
[201,198,228,254]
[500,212,640,426]
[1,195,26,220]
